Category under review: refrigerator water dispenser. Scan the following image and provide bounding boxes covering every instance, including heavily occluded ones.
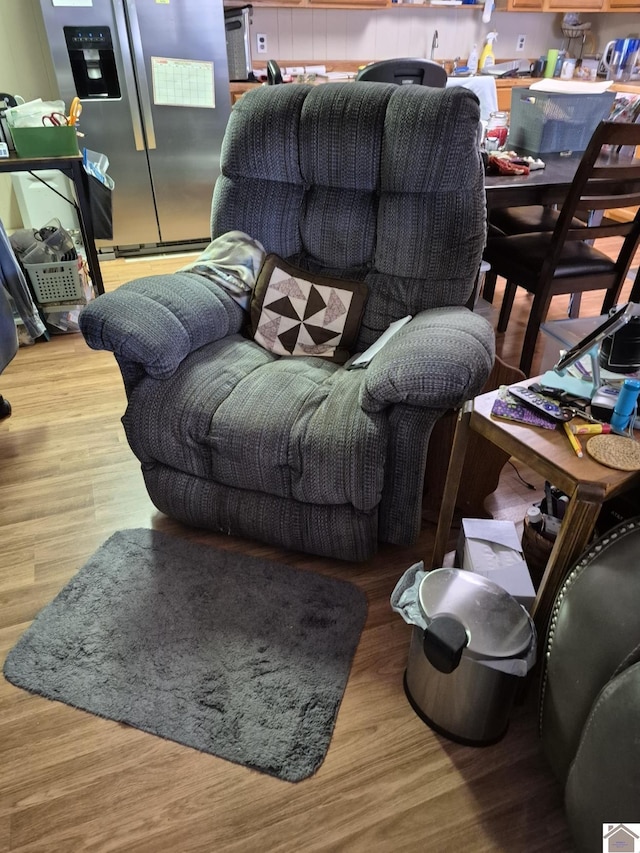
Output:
[64,27,121,99]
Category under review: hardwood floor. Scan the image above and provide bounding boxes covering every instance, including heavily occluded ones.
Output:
[1,245,636,852]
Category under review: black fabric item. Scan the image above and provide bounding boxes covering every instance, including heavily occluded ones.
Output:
[88,173,113,240]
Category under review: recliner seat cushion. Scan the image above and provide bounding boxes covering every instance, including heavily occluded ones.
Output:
[123,335,387,512]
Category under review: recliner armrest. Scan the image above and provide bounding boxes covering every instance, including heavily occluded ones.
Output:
[359,307,494,413]
[79,272,246,380]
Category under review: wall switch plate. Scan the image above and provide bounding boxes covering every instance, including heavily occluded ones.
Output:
[256,33,267,54]
[516,35,526,52]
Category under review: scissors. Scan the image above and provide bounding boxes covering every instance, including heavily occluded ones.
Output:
[67,97,82,127]
[42,111,68,127]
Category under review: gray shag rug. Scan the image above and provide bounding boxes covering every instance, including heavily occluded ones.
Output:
[3,528,368,782]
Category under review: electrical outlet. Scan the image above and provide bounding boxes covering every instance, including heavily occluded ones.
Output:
[256,33,267,55]
[516,35,526,52]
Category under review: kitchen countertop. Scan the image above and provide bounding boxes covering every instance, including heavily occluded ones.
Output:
[231,72,640,99]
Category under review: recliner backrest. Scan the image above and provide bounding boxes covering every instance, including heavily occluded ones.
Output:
[210,82,486,350]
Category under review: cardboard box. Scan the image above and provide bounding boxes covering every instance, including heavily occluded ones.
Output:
[457,518,536,610]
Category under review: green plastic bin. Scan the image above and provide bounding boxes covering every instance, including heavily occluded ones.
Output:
[11,126,80,158]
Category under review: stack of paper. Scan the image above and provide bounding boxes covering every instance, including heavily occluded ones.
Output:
[530,79,614,95]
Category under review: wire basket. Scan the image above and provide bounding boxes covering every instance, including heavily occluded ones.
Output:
[507,88,616,156]
[24,260,88,305]
[561,23,591,40]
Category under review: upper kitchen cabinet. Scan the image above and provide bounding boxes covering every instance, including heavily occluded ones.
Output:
[506,0,543,9]
[236,0,483,6]
[544,0,604,9]
[505,0,639,8]
[306,0,387,5]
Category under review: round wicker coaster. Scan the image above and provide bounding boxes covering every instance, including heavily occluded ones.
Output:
[585,435,640,471]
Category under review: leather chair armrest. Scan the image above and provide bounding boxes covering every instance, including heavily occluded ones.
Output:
[359,307,495,413]
[79,272,246,380]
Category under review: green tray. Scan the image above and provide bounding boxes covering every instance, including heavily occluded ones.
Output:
[11,126,80,158]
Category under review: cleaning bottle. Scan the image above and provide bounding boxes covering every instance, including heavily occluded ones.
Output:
[468,43,479,75]
[479,32,497,72]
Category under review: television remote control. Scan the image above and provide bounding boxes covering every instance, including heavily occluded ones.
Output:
[507,386,571,422]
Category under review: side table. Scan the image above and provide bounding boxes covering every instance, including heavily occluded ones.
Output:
[432,384,640,637]
[0,152,104,296]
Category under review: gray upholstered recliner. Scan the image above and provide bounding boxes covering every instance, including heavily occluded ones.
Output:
[79,82,494,561]
[539,517,640,853]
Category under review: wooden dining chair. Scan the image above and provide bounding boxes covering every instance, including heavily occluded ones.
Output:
[482,120,640,376]
[355,58,447,88]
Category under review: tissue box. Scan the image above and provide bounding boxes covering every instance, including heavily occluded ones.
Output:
[457,518,536,610]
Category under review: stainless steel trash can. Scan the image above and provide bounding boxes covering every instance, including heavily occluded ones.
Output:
[404,568,536,746]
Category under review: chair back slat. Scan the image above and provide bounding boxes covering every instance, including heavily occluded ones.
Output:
[545,122,640,261]
[566,221,637,242]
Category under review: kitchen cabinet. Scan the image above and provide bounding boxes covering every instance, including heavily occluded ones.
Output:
[307,0,387,5]
[545,0,604,8]
[505,0,615,8]
[504,0,599,7]
[228,0,483,6]
[506,0,543,9]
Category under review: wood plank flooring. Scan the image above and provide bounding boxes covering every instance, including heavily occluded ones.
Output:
[1,244,635,852]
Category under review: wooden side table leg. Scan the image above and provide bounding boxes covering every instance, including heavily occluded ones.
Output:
[530,481,604,639]
[431,402,473,568]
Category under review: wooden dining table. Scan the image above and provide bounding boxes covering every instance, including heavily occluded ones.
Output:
[484,151,583,211]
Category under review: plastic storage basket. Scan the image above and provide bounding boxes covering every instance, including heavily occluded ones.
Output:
[11,126,80,158]
[507,88,616,156]
[23,260,88,305]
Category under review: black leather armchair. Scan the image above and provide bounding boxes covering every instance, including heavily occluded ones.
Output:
[539,516,640,853]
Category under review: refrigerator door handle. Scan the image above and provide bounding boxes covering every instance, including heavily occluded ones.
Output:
[112,0,146,152]
[124,0,157,151]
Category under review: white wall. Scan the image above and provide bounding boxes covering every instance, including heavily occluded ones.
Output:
[0,0,58,228]
[249,7,640,66]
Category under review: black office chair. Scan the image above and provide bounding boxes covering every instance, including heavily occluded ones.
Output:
[482,120,640,376]
[356,58,447,88]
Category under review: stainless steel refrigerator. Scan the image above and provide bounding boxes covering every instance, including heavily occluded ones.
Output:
[38,0,232,253]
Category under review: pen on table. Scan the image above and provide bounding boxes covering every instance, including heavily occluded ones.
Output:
[570,423,613,435]
[563,421,583,457]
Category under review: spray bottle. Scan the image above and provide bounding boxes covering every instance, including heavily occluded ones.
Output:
[479,31,497,71]
[468,43,479,75]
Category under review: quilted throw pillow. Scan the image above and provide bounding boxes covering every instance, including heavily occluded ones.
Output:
[250,255,368,363]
